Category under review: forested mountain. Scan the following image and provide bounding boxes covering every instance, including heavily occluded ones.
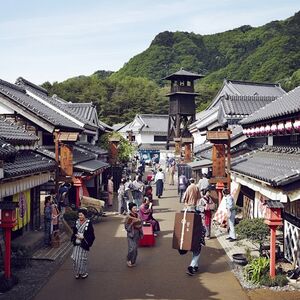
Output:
[43,11,300,125]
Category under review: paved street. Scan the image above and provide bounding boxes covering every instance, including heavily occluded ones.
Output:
[34,183,250,300]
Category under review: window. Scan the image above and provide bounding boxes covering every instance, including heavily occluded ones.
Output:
[154,135,167,142]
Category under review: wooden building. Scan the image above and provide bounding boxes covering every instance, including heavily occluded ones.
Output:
[0,117,56,236]
[235,86,300,267]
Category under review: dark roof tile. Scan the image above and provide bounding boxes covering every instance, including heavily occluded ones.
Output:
[0,117,38,145]
[231,146,300,186]
[0,79,82,131]
[4,150,56,178]
[240,86,300,125]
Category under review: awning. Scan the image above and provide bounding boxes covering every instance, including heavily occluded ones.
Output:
[188,159,212,170]
[231,173,288,203]
[0,172,53,198]
[74,160,109,173]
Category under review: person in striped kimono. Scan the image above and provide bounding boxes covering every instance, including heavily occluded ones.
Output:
[71,208,95,279]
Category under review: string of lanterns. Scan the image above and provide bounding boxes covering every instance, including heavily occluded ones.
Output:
[243,120,300,136]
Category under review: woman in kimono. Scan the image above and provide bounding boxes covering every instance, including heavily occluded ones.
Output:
[71,208,95,279]
[139,197,160,235]
[107,176,114,207]
[197,189,215,239]
[125,203,143,267]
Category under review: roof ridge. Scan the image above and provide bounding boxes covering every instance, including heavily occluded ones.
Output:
[0,78,26,93]
[226,79,280,87]
[225,95,278,101]
[15,77,49,95]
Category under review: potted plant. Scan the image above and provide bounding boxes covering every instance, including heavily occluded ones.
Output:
[235,218,269,256]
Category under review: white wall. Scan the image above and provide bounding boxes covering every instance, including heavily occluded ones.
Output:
[0,100,14,114]
[193,131,206,148]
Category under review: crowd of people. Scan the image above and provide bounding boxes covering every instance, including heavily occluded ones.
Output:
[60,154,236,279]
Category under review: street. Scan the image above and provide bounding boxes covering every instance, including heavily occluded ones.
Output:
[34,184,250,300]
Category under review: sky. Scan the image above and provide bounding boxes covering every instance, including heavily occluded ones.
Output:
[0,0,299,84]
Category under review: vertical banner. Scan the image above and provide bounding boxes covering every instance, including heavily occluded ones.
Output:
[13,190,31,231]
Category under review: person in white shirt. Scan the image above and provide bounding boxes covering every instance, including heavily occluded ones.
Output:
[154,168,164,198]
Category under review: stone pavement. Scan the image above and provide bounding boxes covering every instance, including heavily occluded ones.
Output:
[34,183,250,300]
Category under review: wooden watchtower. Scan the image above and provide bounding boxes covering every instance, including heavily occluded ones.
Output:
[164,69,203,154]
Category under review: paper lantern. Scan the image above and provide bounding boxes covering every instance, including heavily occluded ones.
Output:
[285,121,293,133]
[249,128,255,136]
[271,123,277,133]
[294,120,300,132]
[265,124,271,134]
[254,127,260,136]
[277,122,285,133]
[259,125,266,135]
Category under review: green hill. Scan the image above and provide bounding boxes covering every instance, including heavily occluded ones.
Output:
[43,11,300,124]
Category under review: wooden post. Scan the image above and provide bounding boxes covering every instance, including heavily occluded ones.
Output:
[54,130,60,194]
[4,228,11,279]
[184,143,192,163]
[269,225,277,278]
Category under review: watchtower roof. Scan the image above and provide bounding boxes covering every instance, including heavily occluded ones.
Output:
[164,69,204,81]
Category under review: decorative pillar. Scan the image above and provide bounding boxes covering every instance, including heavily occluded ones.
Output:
[0,202,17,280]
[264,200,283,278]
[216,181,225,205]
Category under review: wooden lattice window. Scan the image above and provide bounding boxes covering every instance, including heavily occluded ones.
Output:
[243,195,254,219]
[284,219,300,267]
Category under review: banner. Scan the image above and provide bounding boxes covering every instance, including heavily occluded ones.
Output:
[12,190,31,231]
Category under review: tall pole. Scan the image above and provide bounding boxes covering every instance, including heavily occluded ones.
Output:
[269,225,277,278]
[54,130,60,194]
[4,228,12,279]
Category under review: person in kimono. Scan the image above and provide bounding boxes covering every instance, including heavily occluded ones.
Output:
[71,208,95,279]
[139,197,160,235]
[196,189,215,239]
[154,168,165,198]
[168,161,176,185]
[118,178,126,215]
[124,203,143,267]
[44,196,52,246]
[107,176,114,207]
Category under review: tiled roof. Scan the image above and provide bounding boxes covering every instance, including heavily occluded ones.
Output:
[112,123,126,131]
[17,78,112,131]
[0,79,82,131]
[0,138,17,161]
[209,79,286,109]
[231,146,300,186]
[164,69,203,80]
[64,102,113,131]
[240,86,300,125]
[138,114,169,133]
[221,95,277,116]
[75,142,108,155]
[74,160,109,172]
[72,148,96,164]
[0,117,38,145]
[15,77,49,96]
[226,79,285,97]
[3,151,56,178]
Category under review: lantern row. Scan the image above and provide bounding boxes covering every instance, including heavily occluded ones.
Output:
[243,120,300,137]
